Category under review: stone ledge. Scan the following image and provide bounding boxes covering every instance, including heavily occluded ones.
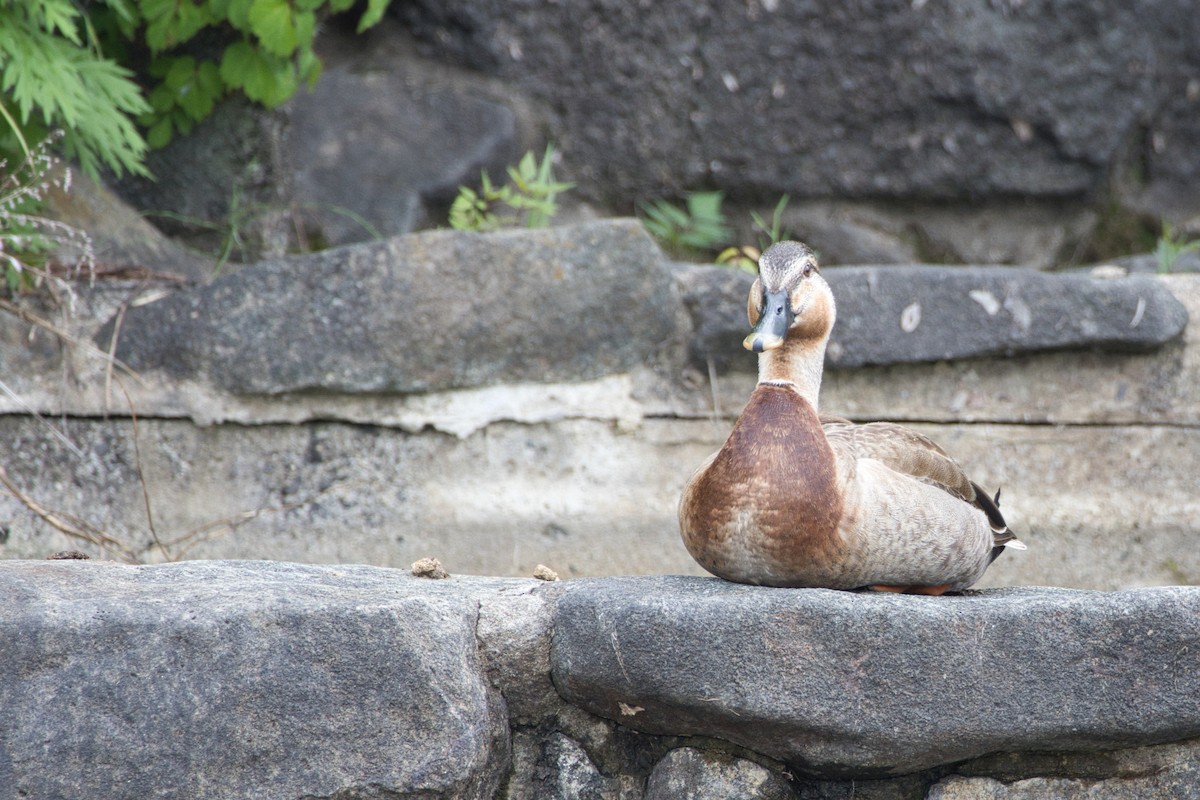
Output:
[3,560,1198,798]
[552,577,1200,777]
[676,262,1190,373]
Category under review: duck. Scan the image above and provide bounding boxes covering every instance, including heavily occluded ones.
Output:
[679,241,1025,594]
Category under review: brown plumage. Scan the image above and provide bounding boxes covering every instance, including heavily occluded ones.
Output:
[679,241,1025,592]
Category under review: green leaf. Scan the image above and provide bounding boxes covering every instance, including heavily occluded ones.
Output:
[0,15,149,177]
[143,0,212,52]
[196,60,223,95]
[147,116,173,148]
[297,46,323,90]
[248,0,299,57]
[38,0,82,45]
[221,42,296,106]
[357,0,390,33]
[163,56,197,90]
[147,83,176,113]
[219,41,258,89]
[222,0,252,31]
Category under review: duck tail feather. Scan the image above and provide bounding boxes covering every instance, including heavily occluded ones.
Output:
[970,480,1008,533]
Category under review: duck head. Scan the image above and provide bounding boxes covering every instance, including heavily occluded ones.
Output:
[743,241,835,353]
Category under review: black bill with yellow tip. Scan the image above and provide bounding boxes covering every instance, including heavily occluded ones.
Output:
[743,289,793,352]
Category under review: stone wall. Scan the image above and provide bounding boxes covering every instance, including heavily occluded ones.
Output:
[108,2,1200,266]
[3,560,1198,799]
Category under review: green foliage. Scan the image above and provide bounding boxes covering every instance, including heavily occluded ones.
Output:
[108,0,393,150]
[750,194,791,250]
[0,1,150,179]
[450,146,575,231]
[640,191,732,258]
[1155,222,1200,274]
[715,245,761,274]
[0,0,392,178]
[715,194,794,272]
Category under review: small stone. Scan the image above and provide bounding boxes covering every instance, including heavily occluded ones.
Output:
[411,557,449,579]
[533,564,559,581]
[46,551,90,560]
[645,747,796,800]
[1090,264,1128,279]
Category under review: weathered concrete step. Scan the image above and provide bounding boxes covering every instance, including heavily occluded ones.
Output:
[1,415,1196,589]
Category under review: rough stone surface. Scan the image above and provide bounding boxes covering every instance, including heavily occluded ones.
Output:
[284,28,530,248]
[930,763,1200,800]
[99,220,680,394]
[2,561,1200,799]
[533,733,617,800]
[675,263,1190,371]
[954,737,1200,785]
[0,560,516,799]
[551,577,1200,778]
[111,98,291,261]
[43,172,214,282]
[780,200,1099,269]
[645,748,798,800]
[399,0,1197,210]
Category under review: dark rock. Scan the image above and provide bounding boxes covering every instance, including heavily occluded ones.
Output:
[675,264,1190,372]
[930,759,1200,800]
[955,736,1200,785]
[785,205,920,267]
[535,733,617,800]
[43,173,214,282]
[645,747,798,800]
[399,1,1190,207]
[0,560,513,799]
[675,263,758,372]
[1111,251,1200,275]
[284,28,529,248]
[550,577,1200,778]
[110,98,290,262]
[98,220,679,394]
[825,266,1190,367]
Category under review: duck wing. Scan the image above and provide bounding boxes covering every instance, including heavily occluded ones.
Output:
[823,421,974,500]
[822,420,1023,549]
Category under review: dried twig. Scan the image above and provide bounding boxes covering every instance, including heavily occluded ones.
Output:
[111,377,169,561]
[0,296,143,385]
[0,465,139,562]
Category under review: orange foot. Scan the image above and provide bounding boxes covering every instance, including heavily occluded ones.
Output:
[869,583,954,596]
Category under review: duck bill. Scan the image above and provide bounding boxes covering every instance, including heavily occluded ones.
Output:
[743,289,794,352]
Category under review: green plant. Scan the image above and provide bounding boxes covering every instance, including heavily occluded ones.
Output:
[1155,222,1200,274]
[750,194,791,250]
[1,1,392,179]
[640,191,731,258]
[715,194,793,272]
[449,145,574,231]
[715,245,760,274]
[1,133,93,295]
[0,1,150,178]
[123,0,391,149]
